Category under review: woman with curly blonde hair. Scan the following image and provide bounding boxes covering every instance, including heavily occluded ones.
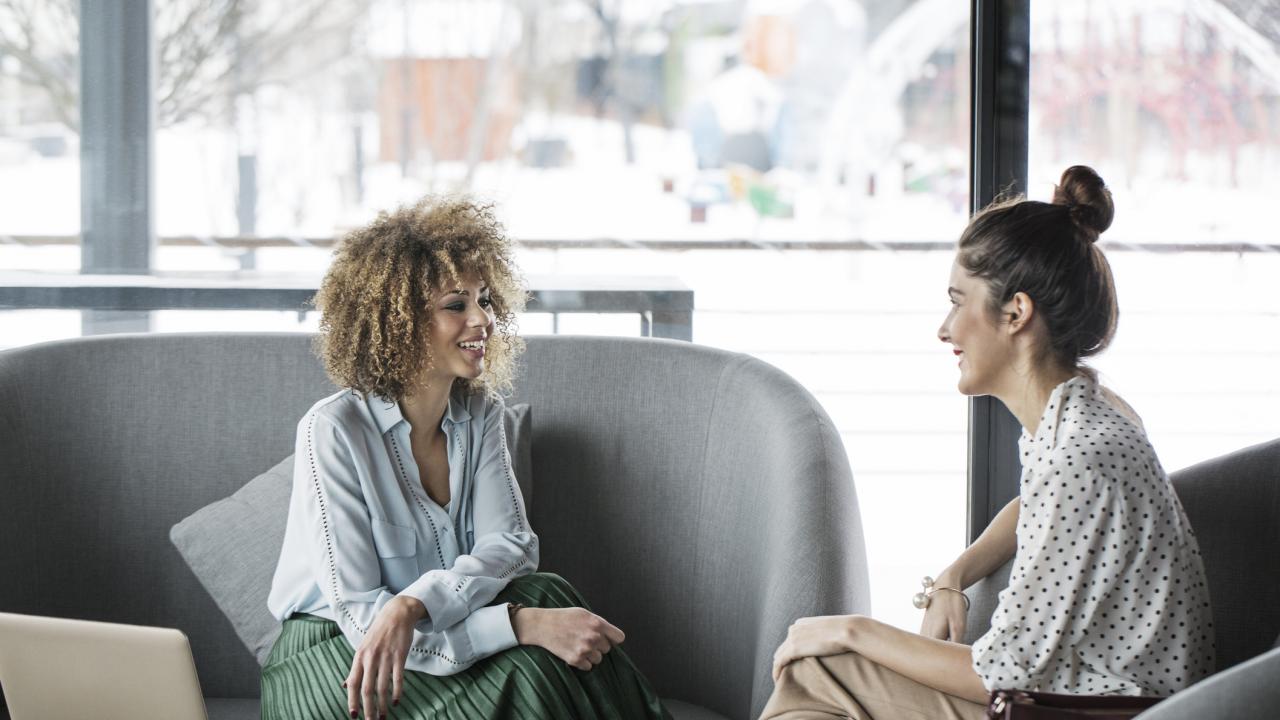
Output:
[264,197,670,720]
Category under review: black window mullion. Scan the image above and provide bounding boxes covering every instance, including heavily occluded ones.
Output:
[967,0,1030,542]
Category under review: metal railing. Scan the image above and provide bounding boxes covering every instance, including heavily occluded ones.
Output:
[0,270,695,342]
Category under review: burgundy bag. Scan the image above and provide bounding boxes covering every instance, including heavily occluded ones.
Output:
[986,690,1164,719]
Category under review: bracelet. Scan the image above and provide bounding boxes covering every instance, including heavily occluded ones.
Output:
[507,602,525,619]
[911,576,970,611]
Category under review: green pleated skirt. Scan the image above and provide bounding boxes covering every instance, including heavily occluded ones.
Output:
[261,573,672,720]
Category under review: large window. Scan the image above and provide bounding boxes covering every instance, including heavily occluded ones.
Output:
[4,0,979,630]
[7,13,1280,720]
[4,0,1274,633]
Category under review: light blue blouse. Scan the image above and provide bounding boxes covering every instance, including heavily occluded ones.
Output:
[268,388,539,676]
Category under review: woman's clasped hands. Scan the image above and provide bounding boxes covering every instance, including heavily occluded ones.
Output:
[344,598,626,719]
[771,614,859,682]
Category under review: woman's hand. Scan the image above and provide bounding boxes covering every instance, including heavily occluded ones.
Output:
[771,615,859,682]
[514,607,625,671]
[345,596,424,719]
[919,575,969,642]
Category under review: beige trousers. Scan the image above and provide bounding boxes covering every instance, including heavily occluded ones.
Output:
[761,652,987,720]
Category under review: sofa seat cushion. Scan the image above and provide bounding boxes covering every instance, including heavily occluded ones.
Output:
[170,404,531,665]
[665,698,732,720]
[199,696,728,720]
[206,697,262,720]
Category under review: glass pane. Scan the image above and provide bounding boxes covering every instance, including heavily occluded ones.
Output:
[1028,1,1280,471]
[1,0,974,631]
[152,0,371,243]
[0,0,80,267]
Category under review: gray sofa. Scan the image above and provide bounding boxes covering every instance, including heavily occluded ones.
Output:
[962,438,1280,719]
[0,333,870,720]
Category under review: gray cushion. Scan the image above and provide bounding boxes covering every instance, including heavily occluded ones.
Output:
[170,454,294,665]
[170,403,532,665]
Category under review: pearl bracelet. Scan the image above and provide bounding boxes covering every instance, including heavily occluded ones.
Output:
[911,576,970,611]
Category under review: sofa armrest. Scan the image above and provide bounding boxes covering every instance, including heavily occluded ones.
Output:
[1135,646,1280,720]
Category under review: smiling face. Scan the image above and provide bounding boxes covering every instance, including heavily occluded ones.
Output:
[938,258,1015,397]
[423,275,496,387]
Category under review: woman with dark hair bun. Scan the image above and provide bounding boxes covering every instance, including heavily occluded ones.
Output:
[762,166,1214,719]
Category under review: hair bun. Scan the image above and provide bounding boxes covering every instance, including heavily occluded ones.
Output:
[1052,165,1114,240]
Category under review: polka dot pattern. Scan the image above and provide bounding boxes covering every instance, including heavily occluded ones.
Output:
[971,376,1216,696]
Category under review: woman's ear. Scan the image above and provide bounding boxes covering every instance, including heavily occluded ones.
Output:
[1003,292,1035,334]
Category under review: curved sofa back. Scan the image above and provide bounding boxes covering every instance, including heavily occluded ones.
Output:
[0,333,869,718]
[509,336,869,718]
[1169,439,1280,671]
[0,333,333,699]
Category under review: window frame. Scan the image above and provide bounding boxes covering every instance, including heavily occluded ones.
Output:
[966,0,1030,541]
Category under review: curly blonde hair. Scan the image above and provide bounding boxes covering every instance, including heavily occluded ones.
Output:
[312,196,526,402]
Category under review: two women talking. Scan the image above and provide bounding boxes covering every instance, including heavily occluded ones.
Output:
[263,165,1214,720]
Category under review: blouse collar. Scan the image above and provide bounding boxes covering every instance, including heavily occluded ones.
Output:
[1017,374,1096,459]
[365,389,472,436]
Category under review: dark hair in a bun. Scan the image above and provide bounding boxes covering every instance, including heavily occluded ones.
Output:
[1052,164,1114,239]
[957,165,1118,372]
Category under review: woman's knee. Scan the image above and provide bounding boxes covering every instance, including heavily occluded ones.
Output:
[776,653,878,692]
[503,572,584,606]
[501,641,560,665]
[508,571,570,594]
[777,656,827,684]
[526,571,569,587]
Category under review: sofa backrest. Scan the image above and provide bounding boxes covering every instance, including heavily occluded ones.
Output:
[0,333,334,699]
[1168,439,1280,671]
[508,336,869,718]
[961,438,1280,674]
[0,333,869,718]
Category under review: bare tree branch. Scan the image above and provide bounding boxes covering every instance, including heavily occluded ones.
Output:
[0,0,79,130]
[0,0,369,134]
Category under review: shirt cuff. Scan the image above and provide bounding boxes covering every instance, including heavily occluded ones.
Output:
[463,603,518,660]
[399,571,466,633]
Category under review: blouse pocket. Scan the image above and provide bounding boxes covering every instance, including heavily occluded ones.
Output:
[370,518,419,589]
[370,517,417,557]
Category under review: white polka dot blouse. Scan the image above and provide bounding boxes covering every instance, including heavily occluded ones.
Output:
[971,375,1215,696]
